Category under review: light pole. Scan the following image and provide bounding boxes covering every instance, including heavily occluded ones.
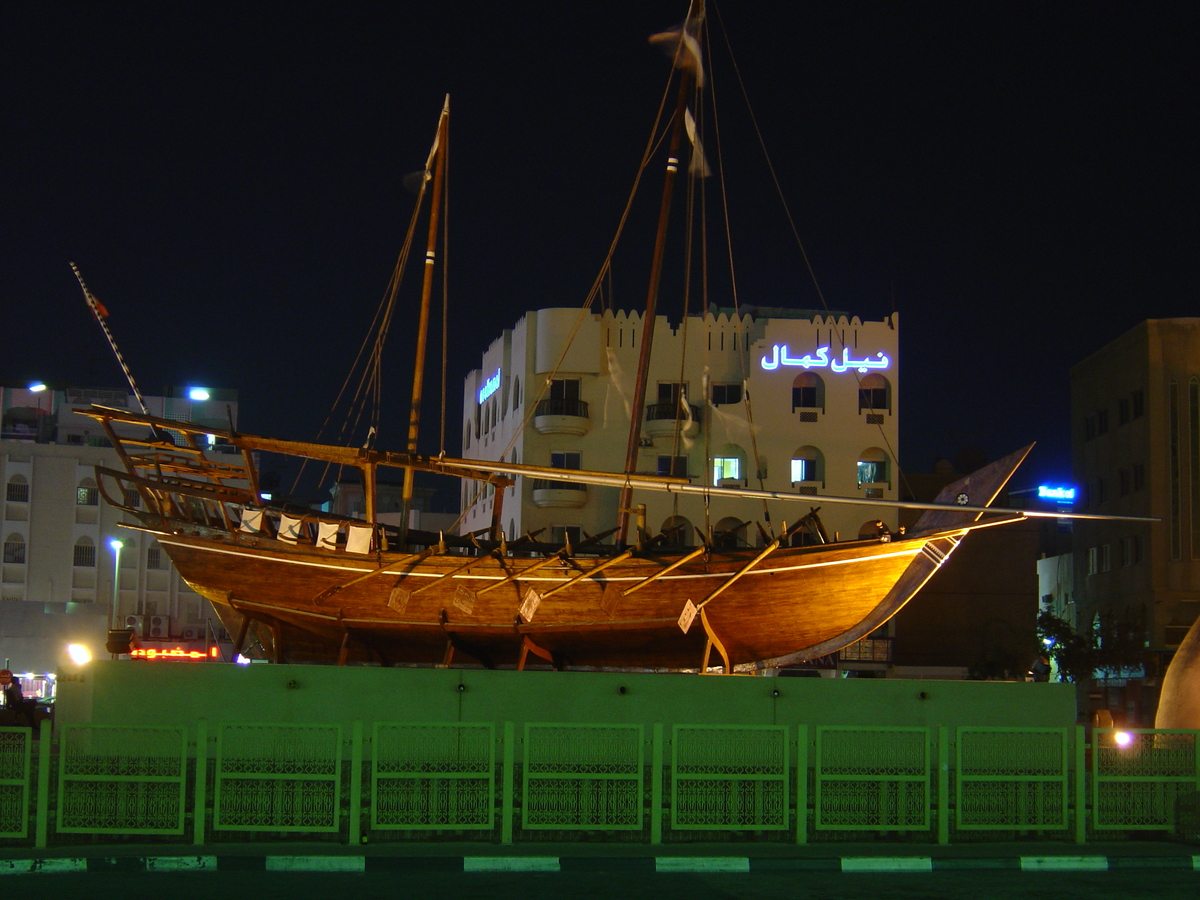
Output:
[109,538,124,629]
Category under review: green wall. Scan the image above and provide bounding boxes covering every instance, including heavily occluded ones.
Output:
[57,662,1075,733]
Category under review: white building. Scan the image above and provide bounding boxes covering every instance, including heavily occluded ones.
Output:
[1,384,238,675]
[460,306,899,548]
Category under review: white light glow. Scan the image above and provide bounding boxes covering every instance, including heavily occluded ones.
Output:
[1114,731,1133,748]
[188,387,211,401]
[109,538,124,551]
[28,382,47,392]
[67,644,92,665]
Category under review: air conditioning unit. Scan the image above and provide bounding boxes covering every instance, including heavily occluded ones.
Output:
[124,615,145,636]
[147,615,171,639]
[181,625,201,641]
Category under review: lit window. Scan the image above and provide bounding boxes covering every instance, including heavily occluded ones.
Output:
[712,457,740,483]
[76,485,99,506]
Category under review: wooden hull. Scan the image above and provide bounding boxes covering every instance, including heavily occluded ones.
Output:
[78,404,1031,671]
[151,523,960,670]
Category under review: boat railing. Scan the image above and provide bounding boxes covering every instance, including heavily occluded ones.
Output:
[533,397,589,418]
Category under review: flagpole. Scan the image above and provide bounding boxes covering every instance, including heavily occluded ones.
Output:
[70,262,152,416]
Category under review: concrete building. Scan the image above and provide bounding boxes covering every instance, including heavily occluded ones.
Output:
[459,306,900,552]
[1070,319,1200,724]
[1,383,238,679]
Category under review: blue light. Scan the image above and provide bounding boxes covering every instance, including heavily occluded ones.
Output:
[1038,485,1076,502]
[188,387,211,401]
[477,368,501,404]
[28,382,47,392]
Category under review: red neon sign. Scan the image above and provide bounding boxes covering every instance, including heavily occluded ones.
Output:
[129,646,213,661]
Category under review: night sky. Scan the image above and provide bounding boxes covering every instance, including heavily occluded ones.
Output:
[6,1,1196,492]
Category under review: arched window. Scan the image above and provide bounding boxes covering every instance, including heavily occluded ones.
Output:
[76,477,99,507]
[791,446,823,486]
[857,448,889,487]
[792,372,824,417]
[73,536,96,568]
[3,533,26,565]
[660,515,694,547]
[858,374,891,413]
[5,475,29,504]
[857,519,890,540]
[512,375,521,409]
[713,516,749,550]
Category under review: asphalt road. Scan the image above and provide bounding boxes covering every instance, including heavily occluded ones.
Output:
[3,868,1197,900]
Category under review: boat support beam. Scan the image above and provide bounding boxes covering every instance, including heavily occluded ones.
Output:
[699,609,731,674]
[438,609,495,669]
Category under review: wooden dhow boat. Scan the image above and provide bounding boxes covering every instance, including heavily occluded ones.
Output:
[75,4,1053,671]
[77,401,1037,671]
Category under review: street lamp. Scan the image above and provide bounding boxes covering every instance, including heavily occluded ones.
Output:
[109,538,124,629]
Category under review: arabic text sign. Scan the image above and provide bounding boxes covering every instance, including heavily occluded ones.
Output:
[760,345,890,374]
[477,367,501,404]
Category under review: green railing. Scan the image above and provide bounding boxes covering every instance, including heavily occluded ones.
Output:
[2,721,1199,849]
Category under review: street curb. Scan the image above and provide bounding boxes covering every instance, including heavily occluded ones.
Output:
[1,853,1198,875]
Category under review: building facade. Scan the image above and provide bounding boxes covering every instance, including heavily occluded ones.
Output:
[459,306,899,553]
[1,384,238,675]
[1071,319,1200,723]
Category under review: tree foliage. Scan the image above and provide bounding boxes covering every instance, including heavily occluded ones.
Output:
[1036,610,1145,684]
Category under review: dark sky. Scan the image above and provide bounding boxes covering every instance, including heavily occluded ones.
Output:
[6,1,1197,491]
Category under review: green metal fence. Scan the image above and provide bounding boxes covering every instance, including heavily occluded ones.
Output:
[2,720,1199,849]
[57,725,187,834]
[0,728,31,839]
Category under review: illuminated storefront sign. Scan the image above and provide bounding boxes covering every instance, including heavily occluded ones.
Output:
[130,646,220,660]
[478,368,501,404]
[1038,485,1076,502]
[761,345,890,373]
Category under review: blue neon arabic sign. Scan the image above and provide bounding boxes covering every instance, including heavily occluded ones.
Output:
[477,368,501,405]
[761,345,890,374]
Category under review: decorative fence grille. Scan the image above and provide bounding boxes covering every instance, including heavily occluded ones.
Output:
[214,724,342,832]
[0,728,32,838]
[955,727,1068,830]
[56,725,187,834]
[671,725,788,830]
[371,723,494,830]
[1092,728,1200,831]
[815,727,929,830]
[522,723,643,830]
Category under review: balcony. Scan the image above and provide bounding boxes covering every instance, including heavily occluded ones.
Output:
[530,477,588,509]
[533,397,590,436]
[644,401,701,441]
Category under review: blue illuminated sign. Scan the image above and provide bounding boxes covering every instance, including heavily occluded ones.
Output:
[477,368,501,405]
[761,345,890,374]
[1038,485,1076,502]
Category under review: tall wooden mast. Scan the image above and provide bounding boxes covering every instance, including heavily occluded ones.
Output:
[617,4,703,545]
[400,96,450,545]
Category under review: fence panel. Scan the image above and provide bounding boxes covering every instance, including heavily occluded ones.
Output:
[371,723,494,830]
[57,725,187,834]
[671,725,788,830]
[815,726,929,831]
[1093,728,1200,831]
[956,727,1068,830]
[0,727,32,838]
[522,723,643,830]
[214,724,342,832]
